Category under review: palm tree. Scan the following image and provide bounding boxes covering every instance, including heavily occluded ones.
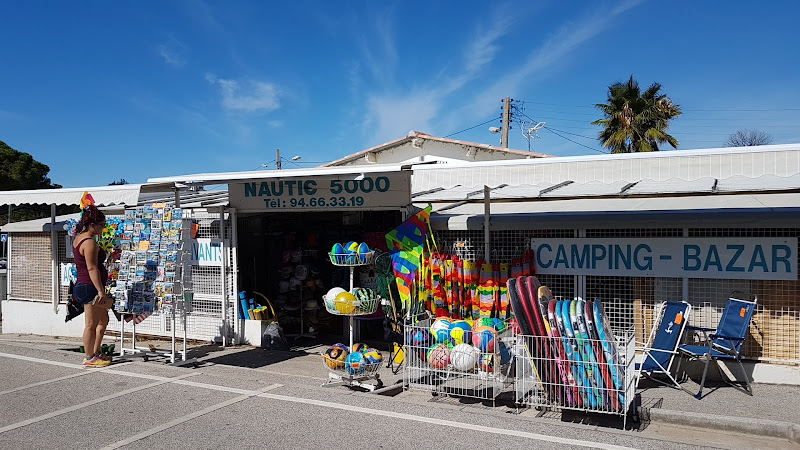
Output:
[592,75,682,153]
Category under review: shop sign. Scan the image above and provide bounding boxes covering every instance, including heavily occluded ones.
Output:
[228,171,411,212]
[531,237,797,280]
[190,238,226,266]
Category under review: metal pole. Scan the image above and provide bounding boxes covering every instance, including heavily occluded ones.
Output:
[50,203,58,313]
[230,208,240,344]
[484,186,491,262]
[219,207,228,346]
[276,148,281,170]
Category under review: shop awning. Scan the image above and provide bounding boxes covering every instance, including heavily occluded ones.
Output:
[423,192,800,230]
[0,213,82,233]
[0,184,142,207]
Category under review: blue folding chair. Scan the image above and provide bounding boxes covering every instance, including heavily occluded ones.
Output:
[635,301,692,391]
[676,292,757,399]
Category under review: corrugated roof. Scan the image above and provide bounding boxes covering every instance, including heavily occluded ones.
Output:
[0,184,141,207]
[716,174,800,192]
[624,177,717,196]
[423,192,800,230]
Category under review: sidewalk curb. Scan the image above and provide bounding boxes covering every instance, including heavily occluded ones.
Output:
[640,406,800,445]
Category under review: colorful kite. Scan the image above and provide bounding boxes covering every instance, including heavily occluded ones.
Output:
[385,205,432,316]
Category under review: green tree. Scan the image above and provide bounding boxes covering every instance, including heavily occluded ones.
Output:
[592,75,682,153]
[0,140,71,225]
[0,140,60,190]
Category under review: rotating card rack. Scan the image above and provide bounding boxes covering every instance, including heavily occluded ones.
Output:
[113,206,197,367]
[321,250,382,391]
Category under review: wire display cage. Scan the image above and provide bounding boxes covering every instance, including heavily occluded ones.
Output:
[323,296,380,316]
[321,353,383,377]
[515,323,636,426]
[328,251,375,266]
[403,316,515,402]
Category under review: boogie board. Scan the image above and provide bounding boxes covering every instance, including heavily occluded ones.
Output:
[545,296,577,407]
[584,300,618,410]
[523,277,559,402]
[574,300,605,409]
[593,300,624,408]
[507,277,547,396]
[559,300,592,407]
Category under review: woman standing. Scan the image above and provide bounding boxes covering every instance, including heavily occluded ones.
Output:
[72,204,113,367]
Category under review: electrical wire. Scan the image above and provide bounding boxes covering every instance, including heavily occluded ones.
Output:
[543,127,608,154]
[443,117,501,138]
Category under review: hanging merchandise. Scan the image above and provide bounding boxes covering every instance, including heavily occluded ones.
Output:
[385,206,432,317]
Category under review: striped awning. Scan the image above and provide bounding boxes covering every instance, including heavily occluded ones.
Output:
[0,184,141,207]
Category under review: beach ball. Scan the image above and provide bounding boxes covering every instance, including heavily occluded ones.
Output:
[331,343,349,352]
[323,346,348,370]
[331,242,344,255]
[426,344,452,369]
[430,318,452,343]
[324,287,346,311]
[345,241,358,253]
[450,344,478,372]
[448,320,472,345]
[352,342,369,353]
[334,291,358,314]
[490,318,507,333]
[472,325,497,353]
[357,242,371,263]
[345,352,366,375]
[407,327,431,349]
[362,348,383,364]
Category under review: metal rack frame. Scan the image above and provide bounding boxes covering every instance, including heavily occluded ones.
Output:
[321,251,382,391]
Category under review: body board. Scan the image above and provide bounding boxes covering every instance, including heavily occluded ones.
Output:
[594,300,624,407]
[585,300,618,410]
[546,297,577,407]
[560,300,591,407]
[574,300,605,408]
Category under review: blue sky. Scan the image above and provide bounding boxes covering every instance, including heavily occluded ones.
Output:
[2,1,799,188]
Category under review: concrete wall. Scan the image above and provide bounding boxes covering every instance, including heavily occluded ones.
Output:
[1,299,85,337]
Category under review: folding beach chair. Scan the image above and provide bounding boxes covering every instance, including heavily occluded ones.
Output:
[635,301,692,391]
[676,292,757,399]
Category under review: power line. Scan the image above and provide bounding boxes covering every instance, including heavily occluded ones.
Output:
[543,127,608,154]
[443,117,501,138]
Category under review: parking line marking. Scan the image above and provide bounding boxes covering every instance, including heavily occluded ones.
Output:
[0,373,197,434]
[256,393,636,450]
[0,352,633,449]
[0,370,94,396]
[100,384,283,449]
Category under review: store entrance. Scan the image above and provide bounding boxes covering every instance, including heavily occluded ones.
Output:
[236,210,401,340]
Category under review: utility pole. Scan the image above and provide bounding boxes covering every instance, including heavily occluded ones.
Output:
[276,148,281,170]
[501,97,511,148]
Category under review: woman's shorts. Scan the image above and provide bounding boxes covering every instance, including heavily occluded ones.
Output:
[73,283,99,305]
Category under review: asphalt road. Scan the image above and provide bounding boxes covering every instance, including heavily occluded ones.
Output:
[0,336,793,450]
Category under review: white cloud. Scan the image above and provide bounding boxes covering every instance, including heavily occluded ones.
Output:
[157,37,188,67]
[364,93,439,145]
[206,75,280,113]
[267,120,284,128]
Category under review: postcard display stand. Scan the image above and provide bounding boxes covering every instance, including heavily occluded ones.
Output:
[111,205,196,366]
[321,251,381,391]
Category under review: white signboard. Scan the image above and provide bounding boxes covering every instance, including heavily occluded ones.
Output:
[190,238,227,266]
[531,237,797,280]
[228,171,411,212]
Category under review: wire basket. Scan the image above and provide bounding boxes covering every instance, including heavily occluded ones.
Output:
[328,251,374,266]
[324,296,380,316]
[321,353,383,376]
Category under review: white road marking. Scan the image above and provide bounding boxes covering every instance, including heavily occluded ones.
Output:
[0,373,197,434]
[0,352,636,449]
[0,370,94,396]
[256,392,637,450]
[100,384,283,449]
